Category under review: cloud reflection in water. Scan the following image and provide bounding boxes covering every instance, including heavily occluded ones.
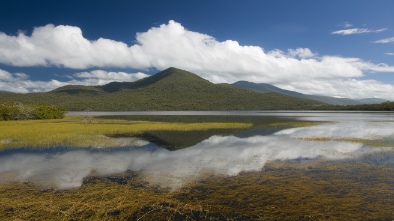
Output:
[276,121,394,140]
[1,132,377,189]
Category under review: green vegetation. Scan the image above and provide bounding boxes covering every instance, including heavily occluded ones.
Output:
[0,116,251,150]
[1,160,393,220]
[314,101,394,111]
[0,102,66,121]
[0,67,324,111]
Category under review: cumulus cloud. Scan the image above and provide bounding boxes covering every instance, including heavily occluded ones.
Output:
[332,28,387,35]
[276,78,394,99]
[73,70,148,84]
[0,69,147,93]
[0,24,150,69]
[374,37,394,44]
[0,69,13,80]
[1,21,394,99]
[350,59,394,72]
[0,21,392,78]
[287,48,316,58]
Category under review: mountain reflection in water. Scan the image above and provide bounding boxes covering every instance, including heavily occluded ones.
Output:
[1,119,392,190]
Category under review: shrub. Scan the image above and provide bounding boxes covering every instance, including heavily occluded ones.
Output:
[0,102,66,121]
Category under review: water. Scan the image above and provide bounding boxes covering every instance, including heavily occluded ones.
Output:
[1,111,394,220]
[1,111,394,189]
[67,110,394,119]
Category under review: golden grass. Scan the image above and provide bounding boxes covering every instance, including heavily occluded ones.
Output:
[300,137,394,147]
[0,116,252,149]
[268,121,325,128]
[1,160,393,220]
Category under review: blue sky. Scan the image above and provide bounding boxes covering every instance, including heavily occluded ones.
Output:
[0,0,394,99]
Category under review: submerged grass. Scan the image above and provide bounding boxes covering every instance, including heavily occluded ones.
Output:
[0,116,252,149]
[0,160,393,220]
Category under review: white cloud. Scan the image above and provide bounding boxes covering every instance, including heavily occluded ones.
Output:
[332,28,387,35]
[0,69,13,80]
[73,70,148,82]
[287,48,316,58]
[0,69,148,93]
[132,21,369,83]
[340,22,353,28]
[0,21,392,80]
[374,37,394,44]
[1,21,394,99]
[0,24,150,69]
[386,53,394,56]
[276,79,394,100]
[351,60,394,72]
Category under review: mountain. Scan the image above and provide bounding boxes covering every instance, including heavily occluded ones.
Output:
[0,67,324,111]
[232,81,307,98]
[232,81,388,105]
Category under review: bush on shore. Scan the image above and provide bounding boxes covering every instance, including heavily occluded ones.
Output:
[0,102,66,121]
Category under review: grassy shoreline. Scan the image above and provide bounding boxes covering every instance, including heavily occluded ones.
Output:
[0,116,252,150]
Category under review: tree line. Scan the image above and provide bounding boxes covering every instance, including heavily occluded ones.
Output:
[313,101,394,111]
[0,102,67,121]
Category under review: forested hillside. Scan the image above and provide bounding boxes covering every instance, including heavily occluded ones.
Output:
[0,68,323,111]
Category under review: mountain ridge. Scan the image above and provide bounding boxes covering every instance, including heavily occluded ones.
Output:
[0,67,324,111]
[53,67,214,94]
[231,81,388,105]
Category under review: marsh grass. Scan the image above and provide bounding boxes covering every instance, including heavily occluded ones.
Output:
[0,160,393,220]
[0,116,252,149]
[300,137,394,147]
[268,121,326,128]
[0,115,326,150]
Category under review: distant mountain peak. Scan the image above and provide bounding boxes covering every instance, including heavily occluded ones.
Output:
[93,67,210,93]
[151,67,201,79]
[0,67,324,111]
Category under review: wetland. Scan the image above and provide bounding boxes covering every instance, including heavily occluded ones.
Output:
[0,111,393,220]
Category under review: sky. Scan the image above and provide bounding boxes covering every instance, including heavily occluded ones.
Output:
[0,0,394,100]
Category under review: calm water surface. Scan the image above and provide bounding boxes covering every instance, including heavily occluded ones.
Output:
[1,111,394,189]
